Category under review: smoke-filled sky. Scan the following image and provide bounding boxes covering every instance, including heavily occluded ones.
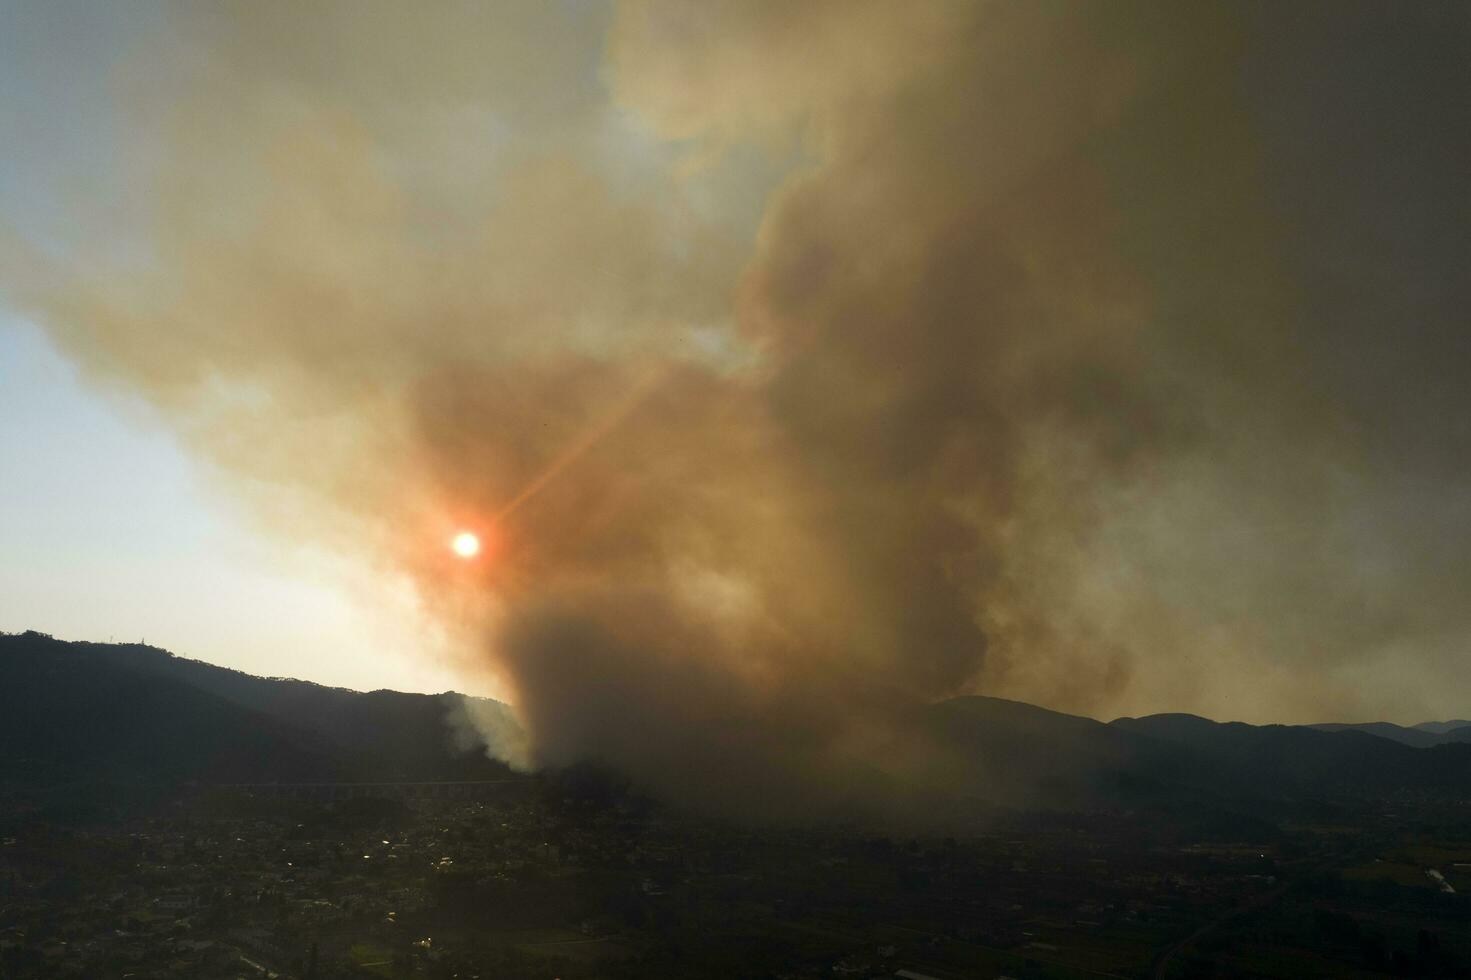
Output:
[2,1,1468,802]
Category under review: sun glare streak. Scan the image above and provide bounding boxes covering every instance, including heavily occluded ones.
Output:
[494,366,670,524]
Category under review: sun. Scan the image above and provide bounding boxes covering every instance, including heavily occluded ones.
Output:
[450,531,481,559]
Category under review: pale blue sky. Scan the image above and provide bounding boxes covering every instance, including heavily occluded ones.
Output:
[0,2,494,695]
[0,314,465,692]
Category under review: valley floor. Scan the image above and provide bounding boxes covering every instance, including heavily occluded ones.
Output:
[1,783,1469,979]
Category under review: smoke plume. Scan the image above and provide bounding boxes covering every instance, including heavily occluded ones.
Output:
[3,1,1468,813]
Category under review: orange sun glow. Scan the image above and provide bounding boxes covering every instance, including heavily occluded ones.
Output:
[450,531,481,558]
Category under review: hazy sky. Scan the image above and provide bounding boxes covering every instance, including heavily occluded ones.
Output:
[0,1,464,693]
[1,0,1468,801]
[0,317,464,693]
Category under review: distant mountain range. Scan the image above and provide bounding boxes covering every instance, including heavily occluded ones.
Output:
[1412,718,1471,735]
[4,631,1470,813]
[1307,720,1471,747]
[913,697,1471,813]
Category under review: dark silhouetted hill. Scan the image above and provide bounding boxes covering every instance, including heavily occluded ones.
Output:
[4,631,1468,810]
[1111,712,1471,798]
[908,697,1471,810]
[0,632,347,784]
[914,696,1197,808]
[0,631,517,785]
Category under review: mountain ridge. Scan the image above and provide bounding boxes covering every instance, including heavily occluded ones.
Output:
[5,631,1470,814]
[0,630,517,785]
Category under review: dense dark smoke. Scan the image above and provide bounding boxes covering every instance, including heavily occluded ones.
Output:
[2,1,1468,813]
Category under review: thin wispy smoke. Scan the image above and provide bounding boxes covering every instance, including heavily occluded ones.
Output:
[3,1,1467,813]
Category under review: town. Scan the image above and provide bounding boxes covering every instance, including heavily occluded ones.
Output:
[4,778,1469,979]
